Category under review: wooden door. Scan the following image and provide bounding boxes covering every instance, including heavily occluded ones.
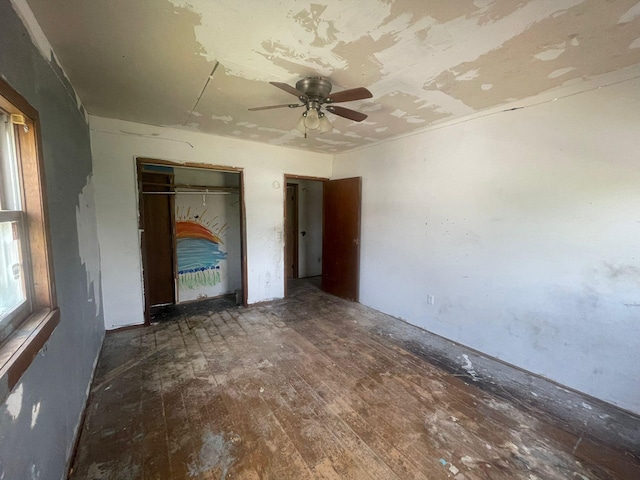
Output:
[322,177,361,301]
[141,171,175,306]
[285,184,299,279]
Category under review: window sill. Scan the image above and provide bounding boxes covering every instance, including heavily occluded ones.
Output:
[0,308,60,404]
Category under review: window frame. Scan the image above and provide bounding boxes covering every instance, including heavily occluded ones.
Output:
[0,110,34,344]
[0,77,59,402]
[0,210,33,344]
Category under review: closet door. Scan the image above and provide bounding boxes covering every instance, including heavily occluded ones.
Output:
[141,171,175,307]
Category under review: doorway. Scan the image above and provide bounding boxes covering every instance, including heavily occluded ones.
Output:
[284,176,325,296]
[284,175,362,301]
[138,159,247,324]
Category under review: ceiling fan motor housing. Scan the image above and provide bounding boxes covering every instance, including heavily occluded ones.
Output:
[296,76,332,102]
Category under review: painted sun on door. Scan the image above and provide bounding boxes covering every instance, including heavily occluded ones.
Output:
[175,194,232,302]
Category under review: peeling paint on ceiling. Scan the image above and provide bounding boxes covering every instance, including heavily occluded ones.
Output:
[25,0,640,153]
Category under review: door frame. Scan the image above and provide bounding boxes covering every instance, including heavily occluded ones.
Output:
[285,183,299,280]
[137,158,249,324]
[283,174,329,297]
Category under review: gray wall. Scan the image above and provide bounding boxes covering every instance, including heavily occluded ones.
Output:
[0,1,104,479]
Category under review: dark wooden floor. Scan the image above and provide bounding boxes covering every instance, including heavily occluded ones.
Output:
[69,279,640,479]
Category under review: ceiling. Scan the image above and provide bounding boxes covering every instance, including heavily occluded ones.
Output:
[26,0,640,153]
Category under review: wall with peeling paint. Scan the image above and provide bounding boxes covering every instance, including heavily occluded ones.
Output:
[333,77,640,414]
[0,1,104,478]
[90,116,332,329]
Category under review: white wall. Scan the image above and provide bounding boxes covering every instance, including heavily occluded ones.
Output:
[333,78,640,414]
[91,117,332,329]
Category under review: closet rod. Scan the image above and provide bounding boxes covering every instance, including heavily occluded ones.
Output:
[141,191,232,195]
[141,181,238,192]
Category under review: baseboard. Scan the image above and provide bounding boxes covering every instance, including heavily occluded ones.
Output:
[355,304,640,457]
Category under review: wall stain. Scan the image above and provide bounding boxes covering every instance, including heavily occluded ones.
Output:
[604,262,640,280]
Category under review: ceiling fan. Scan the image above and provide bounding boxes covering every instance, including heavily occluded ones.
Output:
[249,76,373,135]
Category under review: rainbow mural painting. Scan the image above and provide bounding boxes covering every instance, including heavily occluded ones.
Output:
[175,208,228,289]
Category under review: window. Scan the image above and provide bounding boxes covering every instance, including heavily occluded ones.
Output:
[0,78,58,399]
[0,109,32,343]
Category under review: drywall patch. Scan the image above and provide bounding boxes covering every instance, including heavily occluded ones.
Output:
[6,384,23,420]
[548,67,576,78]
[211,114,232,123]
[343,131,362,138]
[29,464,39,480]
[618,2,640,24]
[76,175,102,316]
[168,0,392,80]
[315,138,357,147]
[422,0,640,113]
[292,3,338,47]
[534,44,567,61]
[456,68,481,81]
[360,103,383,112]
[266,130,305,146]
[30,402,40,429]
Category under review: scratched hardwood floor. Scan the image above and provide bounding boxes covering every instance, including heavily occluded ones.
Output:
[69,279,640,480]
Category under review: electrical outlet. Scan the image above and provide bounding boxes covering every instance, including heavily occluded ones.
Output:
[427,295,435,305]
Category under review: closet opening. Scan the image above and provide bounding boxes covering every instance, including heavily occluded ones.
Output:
[137,158,247,324]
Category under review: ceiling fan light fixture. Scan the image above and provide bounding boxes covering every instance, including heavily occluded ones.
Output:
[250,77,372,135]
[318,114,333,133]
[303,108,320,130]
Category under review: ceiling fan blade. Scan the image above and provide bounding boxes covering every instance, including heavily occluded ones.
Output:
[270,82,306,98]
[248,104,303,111]
[327,87,372,103]
[325,105,368,122]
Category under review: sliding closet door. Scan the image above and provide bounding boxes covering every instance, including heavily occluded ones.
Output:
[141,171,175,306]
